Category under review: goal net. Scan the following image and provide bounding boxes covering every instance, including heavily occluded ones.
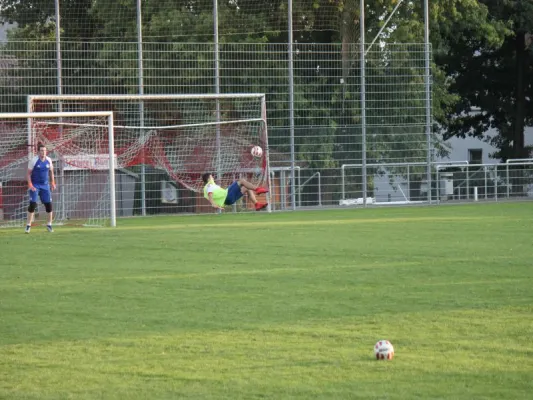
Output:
[28,94,271,214]
[0,111,116,228]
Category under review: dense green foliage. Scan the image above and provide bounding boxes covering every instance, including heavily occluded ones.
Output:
[434,0,533,160]
[1,0,531,160]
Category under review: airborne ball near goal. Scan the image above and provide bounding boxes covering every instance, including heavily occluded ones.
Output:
[374,340,394,360]
[251,145,263,158]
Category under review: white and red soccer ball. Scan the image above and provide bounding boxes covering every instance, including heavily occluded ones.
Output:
[374,340,394,360]
[251,145,263,158]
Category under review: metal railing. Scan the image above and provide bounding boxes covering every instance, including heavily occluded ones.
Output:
[341,161,469,202]
[296,171,322,207]
[269,166,300,211]
[342,162,429,201]
[340,159,533,206]
[436,160,533,202]
[268,167,323,210]
[505,158,533,198]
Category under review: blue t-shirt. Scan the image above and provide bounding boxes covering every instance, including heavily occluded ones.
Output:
[28,156,53,186]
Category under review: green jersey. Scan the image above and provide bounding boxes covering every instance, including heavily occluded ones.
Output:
[203,181,228,207]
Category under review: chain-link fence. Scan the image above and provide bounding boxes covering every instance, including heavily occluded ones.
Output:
[0,40,437,215]
[1,1,531,221]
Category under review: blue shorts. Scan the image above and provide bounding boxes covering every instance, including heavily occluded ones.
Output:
[29,184,52,204]
[224,181,244,205]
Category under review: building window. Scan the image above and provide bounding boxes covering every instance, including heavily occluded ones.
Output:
[468,149,483,164]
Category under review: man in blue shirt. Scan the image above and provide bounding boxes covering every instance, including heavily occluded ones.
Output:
[25,143,56,233]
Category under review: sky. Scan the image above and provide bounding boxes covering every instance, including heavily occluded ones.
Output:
[0,22,16,42]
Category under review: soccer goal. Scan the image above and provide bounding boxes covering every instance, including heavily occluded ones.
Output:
[0,111,116,228]
[28,94,271,215]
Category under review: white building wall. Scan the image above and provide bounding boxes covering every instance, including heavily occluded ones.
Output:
[439,127,533,164]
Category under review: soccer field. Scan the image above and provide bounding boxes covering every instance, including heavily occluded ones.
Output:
[1,202,532,399]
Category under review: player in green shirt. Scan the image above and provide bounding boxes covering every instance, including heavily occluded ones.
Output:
[202,173,268,211]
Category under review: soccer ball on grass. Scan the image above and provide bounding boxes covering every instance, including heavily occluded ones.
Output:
[374,340,394,360]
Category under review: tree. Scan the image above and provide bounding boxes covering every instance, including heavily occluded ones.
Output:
[434,0,533,161]
[0,0,54,26]
[0,0,457,180]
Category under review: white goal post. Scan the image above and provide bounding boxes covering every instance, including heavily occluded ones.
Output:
[0,111,116,228]
[28,94,271,215]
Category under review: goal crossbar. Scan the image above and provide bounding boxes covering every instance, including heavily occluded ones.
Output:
[28,93,266,102]
[0,111,114,119]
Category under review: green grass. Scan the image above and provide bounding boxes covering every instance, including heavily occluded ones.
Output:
[1,202,532,399]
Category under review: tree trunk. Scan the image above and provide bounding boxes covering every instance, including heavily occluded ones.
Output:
[513,32,527,159]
